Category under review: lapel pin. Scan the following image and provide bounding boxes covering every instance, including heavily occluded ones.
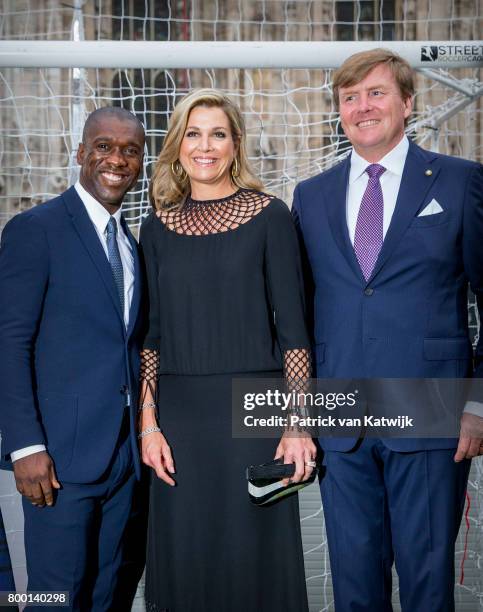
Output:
[425,169,432,176]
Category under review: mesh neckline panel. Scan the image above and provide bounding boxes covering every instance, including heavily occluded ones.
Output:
[156,188,274,236]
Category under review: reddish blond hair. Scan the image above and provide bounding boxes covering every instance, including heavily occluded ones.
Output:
[332,49,414,110]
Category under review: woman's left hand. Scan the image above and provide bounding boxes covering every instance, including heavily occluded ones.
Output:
[274,432,317,486]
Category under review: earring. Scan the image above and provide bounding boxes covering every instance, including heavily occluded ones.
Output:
[231,157,240,179]
[171,160,187,181]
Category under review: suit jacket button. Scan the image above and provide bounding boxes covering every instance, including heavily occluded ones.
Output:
[364,288,374,296]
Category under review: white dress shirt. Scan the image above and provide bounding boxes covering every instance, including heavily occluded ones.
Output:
[347,135,409,244]
[11,183,135,462]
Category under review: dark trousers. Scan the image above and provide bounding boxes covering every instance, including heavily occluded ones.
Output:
[321,439,470,612]
[23,422,135,612]
[111,466,149,612]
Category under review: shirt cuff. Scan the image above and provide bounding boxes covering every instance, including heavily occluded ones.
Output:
[10,445,46,462]
[463,401,483,418]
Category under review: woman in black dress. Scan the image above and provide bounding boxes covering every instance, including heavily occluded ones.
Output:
[138,88,316,612]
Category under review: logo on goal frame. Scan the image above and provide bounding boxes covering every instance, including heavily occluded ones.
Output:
[421,46,438,62]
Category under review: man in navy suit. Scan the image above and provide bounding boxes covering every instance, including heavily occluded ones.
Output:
[0,107,145,610]
[293,49,483,611]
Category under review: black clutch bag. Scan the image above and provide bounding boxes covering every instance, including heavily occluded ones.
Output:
[246,458,318,506]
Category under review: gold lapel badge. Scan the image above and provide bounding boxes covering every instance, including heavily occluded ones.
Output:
[425,169,432,176]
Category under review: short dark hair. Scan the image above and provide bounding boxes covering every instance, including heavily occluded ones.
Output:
[82,107,144,142]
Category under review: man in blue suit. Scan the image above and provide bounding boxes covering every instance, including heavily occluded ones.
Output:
[0,107,146,610]
[293,49,483,611]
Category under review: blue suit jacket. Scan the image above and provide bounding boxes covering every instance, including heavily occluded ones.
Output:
[293,141,483,451]
[0,186,144,482]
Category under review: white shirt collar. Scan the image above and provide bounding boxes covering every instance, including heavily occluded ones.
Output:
[349,135,409,184]
[74,181,123,234]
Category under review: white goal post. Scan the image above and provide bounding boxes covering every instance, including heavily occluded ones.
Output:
[1,40,482,68]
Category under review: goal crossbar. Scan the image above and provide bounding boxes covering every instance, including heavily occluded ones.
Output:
[1,40,482,69]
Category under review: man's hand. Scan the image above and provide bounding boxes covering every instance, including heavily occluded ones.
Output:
[454,412,483,462]
[13,451,61,507]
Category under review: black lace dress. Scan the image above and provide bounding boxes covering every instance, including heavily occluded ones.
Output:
[140,189,311,612]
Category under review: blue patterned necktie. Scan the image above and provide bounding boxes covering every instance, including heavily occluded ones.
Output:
[106,216,125,316]
[353,163,386,281]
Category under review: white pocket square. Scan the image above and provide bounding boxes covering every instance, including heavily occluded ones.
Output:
[418,198,443,217]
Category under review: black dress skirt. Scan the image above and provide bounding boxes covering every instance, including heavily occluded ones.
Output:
[140,189,311,612]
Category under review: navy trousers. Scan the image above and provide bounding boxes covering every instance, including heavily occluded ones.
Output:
[23,420,135,612]
[321,439,470,612]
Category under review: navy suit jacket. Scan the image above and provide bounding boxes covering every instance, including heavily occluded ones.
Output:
[0,186,144,482]
[293,141,483,451]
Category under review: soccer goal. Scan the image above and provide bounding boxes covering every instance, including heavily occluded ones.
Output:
[0,2,482,611]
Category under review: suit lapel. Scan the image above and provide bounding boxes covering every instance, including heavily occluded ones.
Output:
[62,186,125,326]
[122,218,141,338]
[369,141,439,281]
[324,156,366,282]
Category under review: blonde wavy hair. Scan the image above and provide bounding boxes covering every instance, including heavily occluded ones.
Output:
[150,88,264,211]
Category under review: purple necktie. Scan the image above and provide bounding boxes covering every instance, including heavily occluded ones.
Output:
[354,163,386,281]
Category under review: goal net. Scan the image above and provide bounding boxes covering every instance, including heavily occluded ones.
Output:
[0,1,482,611]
